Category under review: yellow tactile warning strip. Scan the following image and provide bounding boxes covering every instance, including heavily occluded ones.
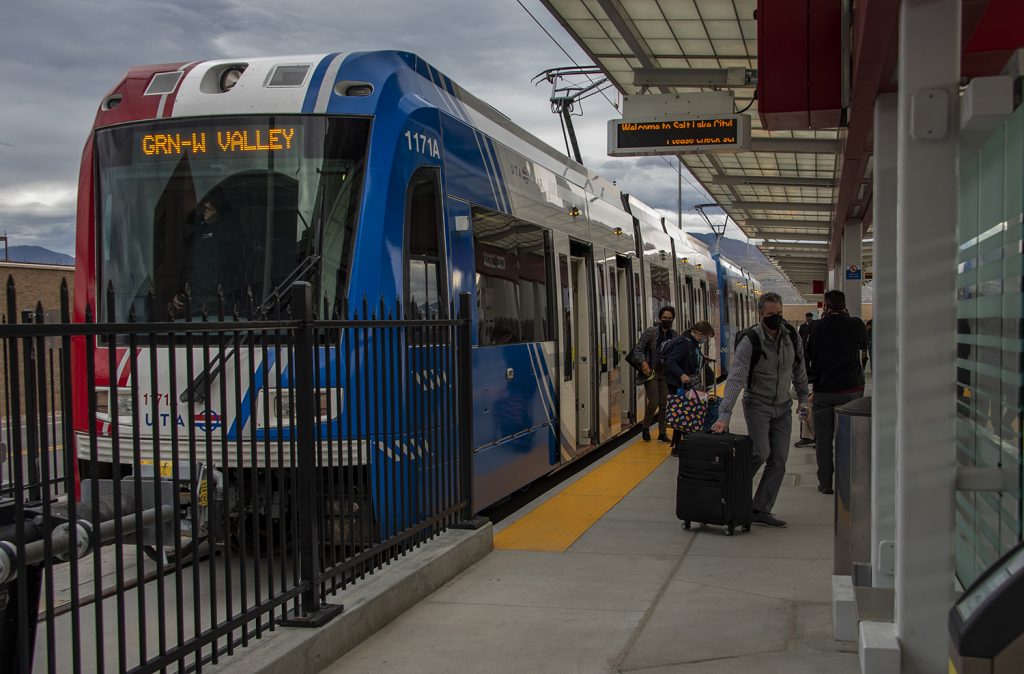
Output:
[493,439,671,552]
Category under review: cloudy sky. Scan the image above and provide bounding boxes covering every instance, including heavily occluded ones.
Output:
[1,0,748,257]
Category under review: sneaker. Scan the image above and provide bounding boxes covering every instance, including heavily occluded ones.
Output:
[641,429,651,442]
[794,438,815,448]
[657,434,671,444]
[752,511,788,528]
[818,485,834,495]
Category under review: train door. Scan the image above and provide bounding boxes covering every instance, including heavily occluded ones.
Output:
[593,246,606,440]
[404,167,447,316]
[569,240,596,448]
[635,247,650,423]
[553,236,577,461]
[602,252,623,436]
[616,256,638,429]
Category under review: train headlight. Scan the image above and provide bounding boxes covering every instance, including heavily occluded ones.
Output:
[95,389,110,416]
[257,389,342,429]
[219,66,246,92]
[94,388,133,418]
[344,84,373,97]
[116,396,133,418]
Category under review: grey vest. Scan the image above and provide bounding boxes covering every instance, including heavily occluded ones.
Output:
[745,324,797,406]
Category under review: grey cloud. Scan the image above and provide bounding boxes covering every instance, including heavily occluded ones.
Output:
[0,212,75,255]
[2,0,791,295]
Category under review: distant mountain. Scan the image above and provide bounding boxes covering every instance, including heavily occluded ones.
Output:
[688,233,803,303]
[6,246,74,266]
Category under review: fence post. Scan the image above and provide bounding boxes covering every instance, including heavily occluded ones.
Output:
[281,281,343,627]
[452,292,486,530]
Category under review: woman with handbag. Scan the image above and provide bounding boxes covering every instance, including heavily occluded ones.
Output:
[662,321,716,451]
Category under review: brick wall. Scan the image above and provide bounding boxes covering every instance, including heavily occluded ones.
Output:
[1,263,75,419]
[0,262,75,320]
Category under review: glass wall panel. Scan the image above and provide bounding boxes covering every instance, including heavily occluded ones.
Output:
[956,103,1024,587]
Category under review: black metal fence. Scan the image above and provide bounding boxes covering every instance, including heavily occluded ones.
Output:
[0,278,476,673]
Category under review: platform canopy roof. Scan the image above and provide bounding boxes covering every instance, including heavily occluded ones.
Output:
[539,0,841,298]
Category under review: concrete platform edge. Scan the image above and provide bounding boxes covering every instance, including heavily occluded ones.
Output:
[208,524,494,674]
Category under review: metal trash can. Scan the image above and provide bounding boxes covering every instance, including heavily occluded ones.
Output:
[834,396,872,583]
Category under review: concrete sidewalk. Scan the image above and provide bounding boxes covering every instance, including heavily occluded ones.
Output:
[325,405,858,673]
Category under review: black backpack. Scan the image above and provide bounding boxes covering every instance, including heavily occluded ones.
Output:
[653,334,684,373]
[733,324,801,387]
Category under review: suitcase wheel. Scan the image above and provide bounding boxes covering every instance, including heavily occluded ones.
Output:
[742,524,751,532]
[726,525,735,536]
[682,521,691,530]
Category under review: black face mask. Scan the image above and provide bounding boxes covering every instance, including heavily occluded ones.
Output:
[660,319,673,330]
[763,314,783,330]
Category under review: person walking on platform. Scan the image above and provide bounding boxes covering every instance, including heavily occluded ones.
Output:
[798,312,814,354]
[629,306,677,443]
[662,320,715,453]
[862,319,873,371]
[806,290,867,495]
[794,312,817,448]
[710,292,809,528]
[663,320,716,396]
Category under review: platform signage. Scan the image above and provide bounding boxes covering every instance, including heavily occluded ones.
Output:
[607,114,751,156]
[846,264,862,280]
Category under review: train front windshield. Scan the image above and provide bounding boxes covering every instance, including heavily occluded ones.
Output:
[95,116,370,321]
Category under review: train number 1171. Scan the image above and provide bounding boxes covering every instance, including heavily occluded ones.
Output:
[405,130,440,159]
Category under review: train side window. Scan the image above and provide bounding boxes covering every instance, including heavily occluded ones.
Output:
[472,207,551,345]
[649,265,671,325]
[405,168,445,319]
[517,224,550,342]
[685,276,696,325]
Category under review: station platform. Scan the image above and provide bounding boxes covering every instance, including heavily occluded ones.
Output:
[325,403,859,674]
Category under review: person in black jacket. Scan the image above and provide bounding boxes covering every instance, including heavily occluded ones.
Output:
[798,312,814,353]
[663,321,715,454]
[664,320,715,395]
[806,290,867,494]
[629,306,677,442]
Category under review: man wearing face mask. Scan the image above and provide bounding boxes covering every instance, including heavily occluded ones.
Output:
[629,306,677,443]
[711,292,809,528]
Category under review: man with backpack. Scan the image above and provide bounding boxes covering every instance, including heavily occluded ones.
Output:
[806,290,867,495]
[710,292,809,528]
[628,306,678,442]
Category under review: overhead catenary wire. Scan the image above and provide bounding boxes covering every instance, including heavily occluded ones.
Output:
[515,0,713,212]
[515,0,618,112]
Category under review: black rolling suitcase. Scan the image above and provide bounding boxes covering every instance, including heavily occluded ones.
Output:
[675,432,753,535]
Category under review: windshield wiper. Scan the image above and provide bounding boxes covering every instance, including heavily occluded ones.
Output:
[180,253,321,404]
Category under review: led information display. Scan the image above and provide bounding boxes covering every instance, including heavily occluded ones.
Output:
[607,114,751,156]
[138,126,298,158]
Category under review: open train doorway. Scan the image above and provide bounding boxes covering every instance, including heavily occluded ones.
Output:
[570,240,596,449]
[616,256,638,430]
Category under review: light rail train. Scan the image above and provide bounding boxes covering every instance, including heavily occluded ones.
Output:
[72,51,761,526]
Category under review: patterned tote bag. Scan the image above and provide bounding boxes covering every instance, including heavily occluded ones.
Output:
[664,388,709,434]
